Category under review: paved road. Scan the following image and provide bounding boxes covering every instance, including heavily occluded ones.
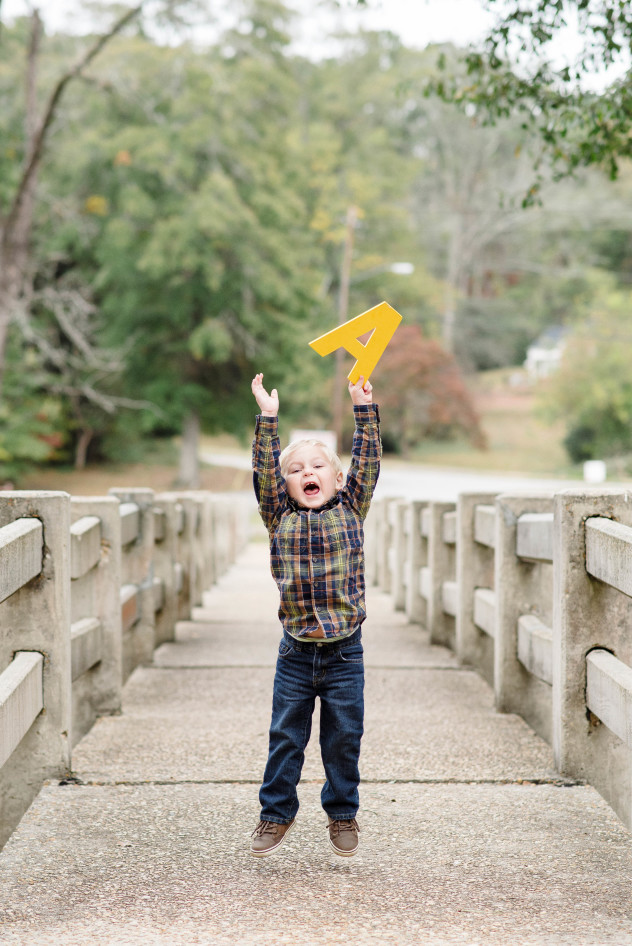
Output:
[201,446,617,502]
[1,541,631,944]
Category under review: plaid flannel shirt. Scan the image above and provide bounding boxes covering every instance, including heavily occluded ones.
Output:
[252,404,381,640]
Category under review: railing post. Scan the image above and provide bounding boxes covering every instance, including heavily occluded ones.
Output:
[391,499,408,611]
[195,492,216,592]
[70,496,122,745]
[0,491,71,848]
[364,502,379,588]
[378,497,401,594]
[109,488,156,681]
[404,500,427,624]
[494,494,554,743]
[456,492,498,685]
[153,494,180,647]
[373,499,388,591]
[553,488,632,826]
[427,501,457,649]
[211,496,228,584]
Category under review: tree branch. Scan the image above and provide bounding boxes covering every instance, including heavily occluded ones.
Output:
[1,2,144,245]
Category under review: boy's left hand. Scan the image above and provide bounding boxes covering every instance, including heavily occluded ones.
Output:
[348,376,373,405]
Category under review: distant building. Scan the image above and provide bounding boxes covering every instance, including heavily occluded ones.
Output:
[524,326,568,380]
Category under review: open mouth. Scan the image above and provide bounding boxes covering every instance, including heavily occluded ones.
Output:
[304,483,320,496]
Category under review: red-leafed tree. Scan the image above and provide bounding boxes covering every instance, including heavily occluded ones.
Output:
[375,325,485,453]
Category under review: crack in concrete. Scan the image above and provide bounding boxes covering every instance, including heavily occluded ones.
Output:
[147,664,471,671]
[62,776,584,788]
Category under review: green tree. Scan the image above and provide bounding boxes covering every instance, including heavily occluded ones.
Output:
[541,275,632,461]
[0,2,197,471]
[433,1,632,193]
[55,1,326,482]
[0,3,147,383]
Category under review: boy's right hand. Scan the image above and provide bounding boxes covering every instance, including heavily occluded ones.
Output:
[251,373,279,416]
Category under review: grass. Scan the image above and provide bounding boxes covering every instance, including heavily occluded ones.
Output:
[12,368,605,494]
[404,368,579,478]
[20,440,252,497]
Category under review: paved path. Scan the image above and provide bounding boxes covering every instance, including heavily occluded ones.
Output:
[1,539,631,945]
[201,446,593,502]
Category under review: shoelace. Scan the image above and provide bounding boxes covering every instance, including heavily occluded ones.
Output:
[328,818,360,836]
[252,820,279,838]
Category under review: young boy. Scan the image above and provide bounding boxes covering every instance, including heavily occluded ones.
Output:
[249,371,381,857]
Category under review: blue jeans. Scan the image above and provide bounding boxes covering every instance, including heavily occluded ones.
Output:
[259,628,364,824]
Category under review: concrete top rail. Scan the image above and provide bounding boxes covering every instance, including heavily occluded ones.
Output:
[474,504,496,549]
[586,649,632,749]
[70,516,101,581]
[516,513,554,563]
[175,503,185,535]
[0,519,43,604]
[442,580,458,617]
[70,617,102,682]
[442,510,457,545]
[153,508,166,542]
[517,614,553,686]
[473,587,496,637]
[0,652,44,769]
[421,507,431,538]
[585,517,632,598]
[119,503,140,547]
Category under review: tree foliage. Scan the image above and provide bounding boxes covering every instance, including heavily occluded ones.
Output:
[4,1,632,475]
[432,1,632,195]
[378,325,485,453]
[541,277,632,462]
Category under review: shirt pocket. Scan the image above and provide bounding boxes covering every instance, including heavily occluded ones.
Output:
[320,507,362,556]
[273,513,302,560]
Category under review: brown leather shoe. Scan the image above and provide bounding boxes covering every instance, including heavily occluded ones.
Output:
[327,817,359,856]
[250,819,295,857]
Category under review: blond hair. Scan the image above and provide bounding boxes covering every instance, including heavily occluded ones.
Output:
[279,439,343,478]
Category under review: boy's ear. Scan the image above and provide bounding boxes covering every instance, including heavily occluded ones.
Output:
[336,470,344,488]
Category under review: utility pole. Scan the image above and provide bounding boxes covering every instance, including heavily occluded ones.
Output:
[333,206,358,451]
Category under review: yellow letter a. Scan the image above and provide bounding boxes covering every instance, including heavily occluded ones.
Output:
[309,301,402,384]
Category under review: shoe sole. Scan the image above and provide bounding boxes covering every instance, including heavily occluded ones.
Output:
[328,836,358,857]
[250,820,295,858]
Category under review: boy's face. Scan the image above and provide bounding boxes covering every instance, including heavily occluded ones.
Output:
[284,445,344,509]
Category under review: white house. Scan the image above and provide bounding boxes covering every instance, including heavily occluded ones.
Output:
[525,326,568,380]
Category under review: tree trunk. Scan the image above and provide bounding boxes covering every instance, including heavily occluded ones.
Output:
[74,427,94,470]
[0,11,42,388]
[443,214,463,354]
[0,4,145,389]
[178,410,200,488]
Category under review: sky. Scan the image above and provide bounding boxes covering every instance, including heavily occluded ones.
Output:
[0,0,498,53]
[2,0,624,88]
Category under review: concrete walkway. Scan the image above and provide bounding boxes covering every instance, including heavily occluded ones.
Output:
[1,539,631,945]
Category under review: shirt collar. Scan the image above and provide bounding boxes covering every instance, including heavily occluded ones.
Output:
[287,491,341,513]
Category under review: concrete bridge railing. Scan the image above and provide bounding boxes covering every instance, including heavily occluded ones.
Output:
[0,488,249,848]
[367,487,632,831]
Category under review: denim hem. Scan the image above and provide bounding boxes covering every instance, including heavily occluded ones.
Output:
[259,814,296,825]
[326,812,359,821]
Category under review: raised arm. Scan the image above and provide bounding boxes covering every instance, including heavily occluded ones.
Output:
[341,376,381,518]
[251,374,285,533]
[251,373,279,417]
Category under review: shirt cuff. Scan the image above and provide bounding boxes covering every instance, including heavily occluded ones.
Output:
[353,403,380,424]
[255,414,279,435]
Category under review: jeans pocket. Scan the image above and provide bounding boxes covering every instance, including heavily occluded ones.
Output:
[278,640,294,658]
[338,643,364,664]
